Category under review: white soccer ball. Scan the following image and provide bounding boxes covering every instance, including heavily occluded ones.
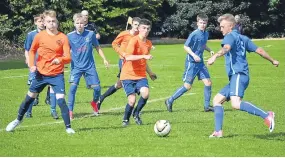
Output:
[154,120,171,137]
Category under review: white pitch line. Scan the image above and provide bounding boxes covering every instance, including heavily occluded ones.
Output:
[0,93,196,132]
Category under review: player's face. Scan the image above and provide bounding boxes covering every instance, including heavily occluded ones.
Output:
[44,16,58,31]
[220,20,233,36]
[131,21,140,32]
[235,16,240,23]
[197,19,207,31]
[138,24,151,38]
[74,18,85,33]
[82,14,88,22]
[35,18,45,30]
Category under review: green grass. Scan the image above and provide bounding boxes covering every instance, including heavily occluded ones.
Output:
[0,40,284,156]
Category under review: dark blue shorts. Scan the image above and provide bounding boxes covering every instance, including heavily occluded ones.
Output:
[29,72,65,94]
[183,62,210,84]
[219,73,249,101]
[121,78,149,96]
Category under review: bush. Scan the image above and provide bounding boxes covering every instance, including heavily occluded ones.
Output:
[0,38,24,60]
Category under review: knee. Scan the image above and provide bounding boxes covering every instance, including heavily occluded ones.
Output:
[28,91,38,98]
[140,87,149,99]
[205,80,212,86]
[183,83,192,90]
[128,97,136,106]
[231,100,241,109]
[213,95,223,106]
[115,81,122,89]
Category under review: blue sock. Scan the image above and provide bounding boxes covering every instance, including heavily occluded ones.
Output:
[204,86,211,108]
[134,97,148,116]
[67,84,78,111]
[214,105,224,132]
[93,85,101,102]
[57,98,71,128]
[169,86,188,103]
[123,104,134,121]
[17,95,35,121]
[101,85,117,102]
[240,101,268,119]
[50,92,56,113]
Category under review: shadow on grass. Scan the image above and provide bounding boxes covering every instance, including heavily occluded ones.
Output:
[0,60,27,70]
[77,126,123,131]
[254,132,285,141]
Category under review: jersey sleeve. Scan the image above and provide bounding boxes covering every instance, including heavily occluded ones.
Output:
[28,34,40,67]
[24,33,32,51]
[112,32,125,56]
[221,34,235,48]
[245,37,258,53]
[184,33,194,47]
[91,32,99,47]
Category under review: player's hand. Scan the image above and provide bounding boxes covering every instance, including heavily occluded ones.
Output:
[272,60,279,67]
[51,58,60,65]
[30,66,37,72]
[193,55,201,62]
[144,55,153,60]
[210,51,215,56]
[207,56,216,66]
[149,73,157,81]
[103,59,109,69]
[151,46,155,50]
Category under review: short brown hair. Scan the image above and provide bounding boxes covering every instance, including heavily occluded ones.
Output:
[132,17,141,24]
[139,19,152,26]
[33,14,44,22]
[197,13,208,22]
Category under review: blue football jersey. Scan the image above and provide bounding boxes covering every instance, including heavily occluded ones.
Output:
[184,29,209,63]
[24,30,39,51]
[68,29,99,71]
[221,30,258,77]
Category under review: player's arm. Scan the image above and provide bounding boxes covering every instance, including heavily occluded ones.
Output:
[125,38,152,61]
[28,35,40,72]
[24,50,29,65]
[255,48,279,67]
[205,45,214,56]
[53,36,71,65]
[146,63,157,81]
[93,23,101,39]
[95,46,109,68]
[24,34,32,65]
[184,34,201,62]
[112,33,125,57]
[207,44,231,66]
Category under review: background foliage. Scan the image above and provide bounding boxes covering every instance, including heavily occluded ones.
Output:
[0,0,284,45]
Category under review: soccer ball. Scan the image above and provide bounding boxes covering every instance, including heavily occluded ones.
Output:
[154,120,171,137]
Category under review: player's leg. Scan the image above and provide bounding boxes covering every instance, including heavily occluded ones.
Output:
[133,78,149,125]
[121,80,136,127]
[85,68,101,115]
[229,73,275,132]
[49,74,74,134]
[26,71,37,118]
[45,86,51,105]
[49,87,58,119]
[98,59,123,109]
[165,62,197,112]
[199,65,213,112]
[6,72,46,132]
[67,69,82,119]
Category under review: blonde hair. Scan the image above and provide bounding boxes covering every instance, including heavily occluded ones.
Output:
[33,14,44,22]
[218,13,236,25]
[43,10,57,19]
[73,13,83,22]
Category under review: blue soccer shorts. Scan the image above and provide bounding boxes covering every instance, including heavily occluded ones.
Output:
[121,78,149,96]
[219,73,250,101]
[182,62,210,84]
[29,72,66,94]
[69,67,100,87]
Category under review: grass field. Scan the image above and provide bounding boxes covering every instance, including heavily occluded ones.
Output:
[0,40,284,156]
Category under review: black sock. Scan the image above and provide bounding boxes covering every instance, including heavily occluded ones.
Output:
[134,97,148,117]
[17,95,35,121]
[101,85,117,102]
[123,104,134,121]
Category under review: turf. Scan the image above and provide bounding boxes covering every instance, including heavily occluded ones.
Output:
[0,40,284,156]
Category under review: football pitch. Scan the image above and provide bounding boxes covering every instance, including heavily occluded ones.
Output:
[0,40,284,156]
